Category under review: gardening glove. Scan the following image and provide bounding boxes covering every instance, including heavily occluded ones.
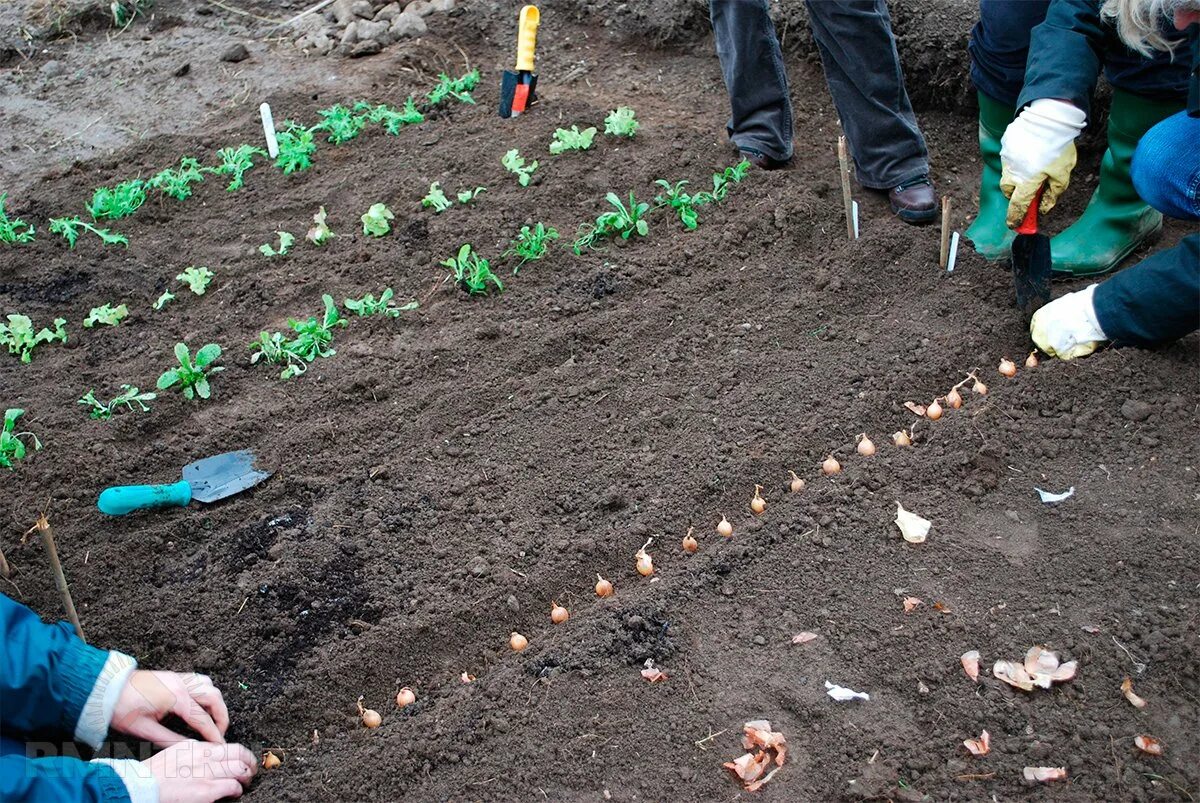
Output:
[1000,98,1087,228]
[1030,284,1108,360]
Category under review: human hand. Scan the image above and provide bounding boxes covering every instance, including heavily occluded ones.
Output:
[1000,98,1086,228]
[142,740,257,803]
[1030,284,1108,360]
[112,670,229,747]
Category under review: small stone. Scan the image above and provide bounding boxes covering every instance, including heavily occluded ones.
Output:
[390,10,427,37]
[355,19,389,42]
[350,0,374,18]
[753,635,767,646]
[1120,398,1152,422]
[429,0,456,10]
[39,60,65,77]
[406,0,434,15]
[267,543,285,561]
[340,20,359,45]
[220,43,249,62]
[374,2,401,21]
[506,594,520,612]
[330,0,356,25]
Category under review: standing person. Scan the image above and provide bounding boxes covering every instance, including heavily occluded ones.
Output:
[709,0,939,224]
[0,592,258,802]
[1030,0,1198,359]
[966,0,1190,274]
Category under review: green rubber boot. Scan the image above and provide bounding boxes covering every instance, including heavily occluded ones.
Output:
[1051,89,1184,277]
[965,92,1016,260]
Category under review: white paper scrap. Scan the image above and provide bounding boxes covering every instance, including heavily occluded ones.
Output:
[1035,486,1075,504]
[260,102,279,159]
[825,681,870,702]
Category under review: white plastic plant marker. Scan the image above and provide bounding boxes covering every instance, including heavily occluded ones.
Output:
[947,231,960,272]
[260,102,279,159]
[825,681,869,702]
[1035,486,1075,504]
[851,200,860,239]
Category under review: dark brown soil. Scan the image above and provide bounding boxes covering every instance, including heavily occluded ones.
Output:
[2,2,1197,802]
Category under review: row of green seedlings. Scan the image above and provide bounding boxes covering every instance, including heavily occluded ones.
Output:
[499,107,639,189]
[0,71,482,249]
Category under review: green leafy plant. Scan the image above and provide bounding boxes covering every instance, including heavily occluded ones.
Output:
[148,157,206,201]
[549,126,597,155]
[427,70,481,105]
[572,191,650,253]
[1,314,67,363]
[344,288,419,318]
[251,294,347,379]
[275,122,317,173]
[456,187,486,205]
[501,149,538,187]
[442,244,502,295]
[177,266,215,294]
[110,0,150,27]
[421,183,452,213]
[0,409,40,470]
[83,303,129,328]
[361,203,394,237]
[259,231,295,257]
[78,386,155,420]
[503,223,559,272]
[249,331,306,379]
[314,104,368,144]
[48,217,128,248]
[157,342,223,400]
[604,107,639,137]
[306,206,334,245]
[209,144,268,191]
[355,97,424,134]
[87,179,146,220]
[654,179,704,230]
[0,194,35,243]
[153,290,175,311]
[706,158,752,203]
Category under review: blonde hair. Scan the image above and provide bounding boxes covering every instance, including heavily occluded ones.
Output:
[1100,0,1185,56]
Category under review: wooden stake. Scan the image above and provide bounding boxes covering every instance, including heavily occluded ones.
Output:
[939,196,953,268]
[837,135,854,240]
[0,544,10,579]
[29,514,85,641]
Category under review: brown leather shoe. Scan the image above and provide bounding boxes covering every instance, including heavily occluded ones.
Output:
[889,176,938,225]
[739,147,789,171]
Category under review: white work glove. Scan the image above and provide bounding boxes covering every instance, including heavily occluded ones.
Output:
[1000,98,1087,228]
[1030,284,1109,360]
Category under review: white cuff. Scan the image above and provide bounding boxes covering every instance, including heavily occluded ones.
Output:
[75,651,137,749]
[92,758,159,803]
[1026,98,1087,131]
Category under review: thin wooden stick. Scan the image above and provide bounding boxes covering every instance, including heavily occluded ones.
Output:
[939,196,953,268]
[0,543,10,579]
[30,515,85,641]
[837,135,854,240]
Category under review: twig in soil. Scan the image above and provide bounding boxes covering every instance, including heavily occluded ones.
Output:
[24,514,85,641]
[509,567,527,578]
[1144,773,1195,801]
[955,772,996,782]
[267,0,335,30]
[837,135,855,240]
[939,196,953,268]
[1111,635,1148,674]
[204,0,284,24]
[0,543,10,579]
[694,728,727,750]
[236,596,249,615]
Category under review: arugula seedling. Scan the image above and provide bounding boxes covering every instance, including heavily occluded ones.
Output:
[361,203,394,237]
[1,314,67,363]
[315,104,368,144]
[250,331,309,380]
[83,303,129,328]
[148,157,206,201]
[157,342,223,400]
[572,191,650,253]
[427,70,481,105]
[706,158,752,203]
[48,217,128,248]
[654,179,704,230]
[0,193,35,243]
[275,121,317,173]
[441,244,503,295]
[177,266,215,294]
[153,290,175,311]
[549,125,597,155]
[259,232,295,256]
[421,183,452,213]
[0,409,40,470]
[356,97,425,134]
[457,187,486,205]
[307,206,335,245]
[344,288,419,318]
[208,145,267,191]
[87,179,146,220]
[284,294,346,362]
[604,107,639,137]
[78,385,155,420]
[501,149,538,187]
[503,223,559,272]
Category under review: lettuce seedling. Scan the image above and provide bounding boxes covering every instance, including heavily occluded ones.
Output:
[442,244,502,295]
[572,191,650,253]
[78,385,155,420]
[549,126,597,155]
[284,294,346,363]
[209,144,268,191]
[177,266,215,294]
[457,187,486,205]
[604,107,639,137]
[275,122,317,173]
[421,183,452,213]
[427,70,481,105]
[705,158,752,203]
[501,149,538,187]
[148,157,206,201]
[48,217,128,248]
[344,288,419,318]
[306,206,335,245]
[157,342,223,400]
[87,179,146,220]
[153,290,175,311]
[361,203,394,237]
[0,194,35,243]
[250,331,309,380]
[1,314,67,363]
[504,223,559,272]
[259,232,295,256]
[84,303,129,328]
[315,104,368,144]
[355,97,425,134]
[654,179,704,230]
[0,409,40,470]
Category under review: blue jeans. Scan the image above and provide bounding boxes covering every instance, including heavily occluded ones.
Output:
[1132,111,1200,219]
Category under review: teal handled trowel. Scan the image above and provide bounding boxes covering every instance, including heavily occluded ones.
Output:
[97,450,271,516]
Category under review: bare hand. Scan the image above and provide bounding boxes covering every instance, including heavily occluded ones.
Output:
[143,740,257,803]
[112,670,230,747]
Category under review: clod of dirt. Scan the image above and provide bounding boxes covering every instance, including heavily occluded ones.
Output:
[220,43,250,63]
[1120,398,1153,422]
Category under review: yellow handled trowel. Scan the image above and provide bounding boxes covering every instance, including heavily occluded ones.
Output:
[499,5,539,118]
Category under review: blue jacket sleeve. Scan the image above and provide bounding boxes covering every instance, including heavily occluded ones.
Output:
[1093,234,1200,347]
[1017,0,1105,117]
[0,754,131,803]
